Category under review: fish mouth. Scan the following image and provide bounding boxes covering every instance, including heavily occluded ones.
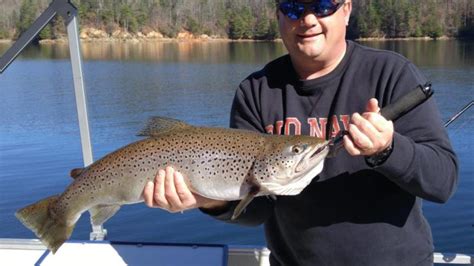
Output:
[259,141,330,196]
[295,141,329,173]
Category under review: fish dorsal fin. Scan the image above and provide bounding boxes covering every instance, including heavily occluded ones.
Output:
[70,168,84,179]
[89,204,121,226]
[137,116,192,137]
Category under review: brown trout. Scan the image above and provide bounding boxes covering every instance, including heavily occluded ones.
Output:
[16,117,329,253]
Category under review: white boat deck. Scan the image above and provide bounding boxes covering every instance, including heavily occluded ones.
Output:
[0,238,472,266]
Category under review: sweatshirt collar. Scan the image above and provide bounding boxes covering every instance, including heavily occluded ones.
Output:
[291,40,355,93]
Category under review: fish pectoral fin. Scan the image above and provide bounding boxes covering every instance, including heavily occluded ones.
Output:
[136,116,192,137]
[70,168,84,179]
[89,205,121,226]
[232,195,255,220]
[231,186,260,220]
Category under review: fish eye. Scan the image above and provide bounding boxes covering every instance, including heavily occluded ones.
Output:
[291,145,305,154]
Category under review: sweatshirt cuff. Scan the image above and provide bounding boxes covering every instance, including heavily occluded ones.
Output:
[371,132,415,182]
[199,201,238,221]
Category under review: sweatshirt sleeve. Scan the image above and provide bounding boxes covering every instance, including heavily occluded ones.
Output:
[373,62,459,203]
[229,79,266,132]
[199,77,276,226]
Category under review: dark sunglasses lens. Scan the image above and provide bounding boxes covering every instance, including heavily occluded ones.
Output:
[279,2,305,20]
[279,1,342,20]
[312,0,341,17]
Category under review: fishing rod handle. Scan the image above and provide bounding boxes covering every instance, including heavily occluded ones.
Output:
[327,83,434,158]
[380,83,433,121]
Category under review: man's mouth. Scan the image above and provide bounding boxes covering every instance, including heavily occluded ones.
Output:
[297,32,322,39]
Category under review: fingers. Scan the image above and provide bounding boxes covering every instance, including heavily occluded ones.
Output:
[366,98,380,113]
[143,181,155,207]
[165,167,198,211]
[348,121,374,150]
[343,134,362,156]
[164,166,179,209]
[344,118,376,156]
[362,111,389,132]
[155,169,169,209]
[143,169,167,209]
[350,113,379,147]
[142,166,198,213]
[174,171,197,207]
[345,110,394,156]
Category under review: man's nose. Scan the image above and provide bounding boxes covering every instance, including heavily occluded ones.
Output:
[300,11,319,27]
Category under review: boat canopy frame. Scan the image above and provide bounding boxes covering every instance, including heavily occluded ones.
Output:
[0,0,104,241]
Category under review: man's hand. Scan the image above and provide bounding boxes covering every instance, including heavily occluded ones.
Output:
[344,98,394,156]
[142,166,227,212]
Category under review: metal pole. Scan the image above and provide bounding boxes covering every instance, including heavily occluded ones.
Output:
[0,6,56,73]
[65,13,106,241]
[66,16,94,167]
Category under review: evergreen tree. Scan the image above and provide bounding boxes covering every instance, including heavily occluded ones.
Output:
[267,19,279,39]
[0,26,7,39]
[228,7,254,39]
[358,2,382,37]
[186,16,201,34]
[39,24,52,39]
[255,15,270,40]
[422,1,444,39]
[17,0,37,35]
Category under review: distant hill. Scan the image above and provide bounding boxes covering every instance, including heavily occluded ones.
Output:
[0,0,473,40]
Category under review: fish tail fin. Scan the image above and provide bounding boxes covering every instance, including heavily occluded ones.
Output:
[15,195,74,254]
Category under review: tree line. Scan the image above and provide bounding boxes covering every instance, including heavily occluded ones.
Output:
[0,0,472,40]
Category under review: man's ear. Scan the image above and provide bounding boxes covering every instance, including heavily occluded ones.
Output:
[343,1,352,26]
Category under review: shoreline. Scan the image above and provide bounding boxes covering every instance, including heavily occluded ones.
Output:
[0,37,281,44]
[0,36,460,44]
[355,36,454,41]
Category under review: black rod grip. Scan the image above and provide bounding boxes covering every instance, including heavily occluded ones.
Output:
[380,83,433,121]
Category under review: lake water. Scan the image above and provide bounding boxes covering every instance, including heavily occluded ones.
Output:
[0,40,473,254]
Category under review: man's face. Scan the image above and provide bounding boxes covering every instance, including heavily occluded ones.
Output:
[277,0,352,64]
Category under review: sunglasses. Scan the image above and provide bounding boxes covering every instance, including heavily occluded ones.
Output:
[279,0,346,21]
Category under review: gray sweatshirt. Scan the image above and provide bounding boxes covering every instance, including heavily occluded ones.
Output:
[202,40,458,266]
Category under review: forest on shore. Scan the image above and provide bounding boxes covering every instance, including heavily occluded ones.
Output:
[0,0,473,41]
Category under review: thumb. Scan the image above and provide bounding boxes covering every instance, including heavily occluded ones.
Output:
[366,98,380,113]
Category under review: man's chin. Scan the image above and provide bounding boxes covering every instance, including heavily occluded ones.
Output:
[297,48,324,60]
[296,41,324,57]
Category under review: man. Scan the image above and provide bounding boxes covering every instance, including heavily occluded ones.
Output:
[143,0,458,265]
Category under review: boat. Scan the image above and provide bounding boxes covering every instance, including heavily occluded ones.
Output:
[0,238,473,265]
